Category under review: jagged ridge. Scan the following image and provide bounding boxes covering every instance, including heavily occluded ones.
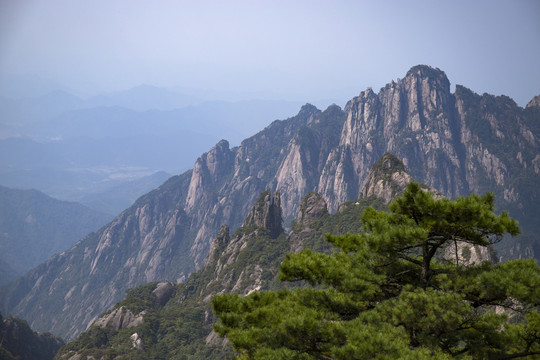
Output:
[2,65,539,342]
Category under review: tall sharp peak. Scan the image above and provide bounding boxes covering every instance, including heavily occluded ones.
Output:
[213,139,230,151]
[204,225,230,268]
[297,192,328,227]
[360,153,413,204]
[242,190,283,238]
[371,153,407,174]
[297,103,321,117]
[405,65,449,82]
[526,95,540,109]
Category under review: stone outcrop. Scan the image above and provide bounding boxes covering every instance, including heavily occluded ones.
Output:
[289,192,328,253]
[152,281,175,306]
[91,306,145,331]
[242,191,282,238]
[201,191,285,299]
[526,95,540,109]
[296,192,328,227]
[443,242,494,266]
[360,153,414,204]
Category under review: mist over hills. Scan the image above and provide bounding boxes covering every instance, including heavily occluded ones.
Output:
[0,185,111,285]
[1,65,538,342]
[0,84,303,211]
[76,171,172,216]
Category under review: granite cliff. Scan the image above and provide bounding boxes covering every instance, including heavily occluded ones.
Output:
[55,152,514,358]
[56,191,288,359]
[2,65,539,341]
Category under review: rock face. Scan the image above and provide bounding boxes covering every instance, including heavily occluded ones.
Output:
[360,153,414,204]
[242,191,283,238]
[359,152,442,204]
[443,242,494,266]
[152,281,175,306]
[296,192,328,227]
[2,65,539,341]
[201,191,286,299]
[526,95,540,109]
[55,191,289,359]
[289,192,329,253]
[91,306,145,331]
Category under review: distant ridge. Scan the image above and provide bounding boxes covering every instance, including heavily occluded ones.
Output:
[0,185,111,285]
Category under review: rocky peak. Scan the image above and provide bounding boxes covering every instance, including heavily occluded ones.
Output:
[289,192,329,253]
[186,139,234,213]
[526,95,540,109]
[405,65,450,89]
[91,306,145,331]
[204,225,230,268]
[205,140,233,180]
[198,191,287,299]
[360,153,413,204]
[152,282,175,306]
[242,190,283,238]
[298,103,320,117]
[399,65,452,132]
[296,192,328,227]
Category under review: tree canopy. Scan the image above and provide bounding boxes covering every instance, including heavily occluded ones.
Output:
[213,182,540,359]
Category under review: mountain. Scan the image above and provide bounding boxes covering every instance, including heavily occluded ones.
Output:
[2,65,538,341]
[0,312,64,360]
[55,184,386,359]
[0,186,112,285]
[0,95,303,201]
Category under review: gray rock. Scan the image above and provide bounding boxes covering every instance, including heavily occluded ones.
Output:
[152,282,175,306]
[526,95,540,109]
[91,306,144,331]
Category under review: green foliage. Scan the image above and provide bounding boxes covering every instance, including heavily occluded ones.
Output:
[213,183,540,359]
[54,198,291,359]
[117,281,160,314]
[294,196,386,253]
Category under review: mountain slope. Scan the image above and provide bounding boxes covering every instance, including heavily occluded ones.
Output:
[0,186,111,284]
[2,65,538,341]
[55,183,387,359]
[55,190,288,359]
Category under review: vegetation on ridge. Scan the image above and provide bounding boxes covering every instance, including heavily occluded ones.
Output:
[0,312,64,360]
[53,183,540,359]
[213,183,540,359]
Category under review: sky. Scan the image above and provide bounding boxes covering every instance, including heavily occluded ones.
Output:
[0,0,539,106]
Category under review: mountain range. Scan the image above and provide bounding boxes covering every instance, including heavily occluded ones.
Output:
[54,152,493,359]
[0,88,303,206]
[55,166,384,359]
[1,65,538,342]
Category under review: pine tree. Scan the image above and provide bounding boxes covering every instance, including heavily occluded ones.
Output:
[213,183,540,359]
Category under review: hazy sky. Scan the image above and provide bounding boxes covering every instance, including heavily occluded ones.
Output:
[1,0,539,106]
